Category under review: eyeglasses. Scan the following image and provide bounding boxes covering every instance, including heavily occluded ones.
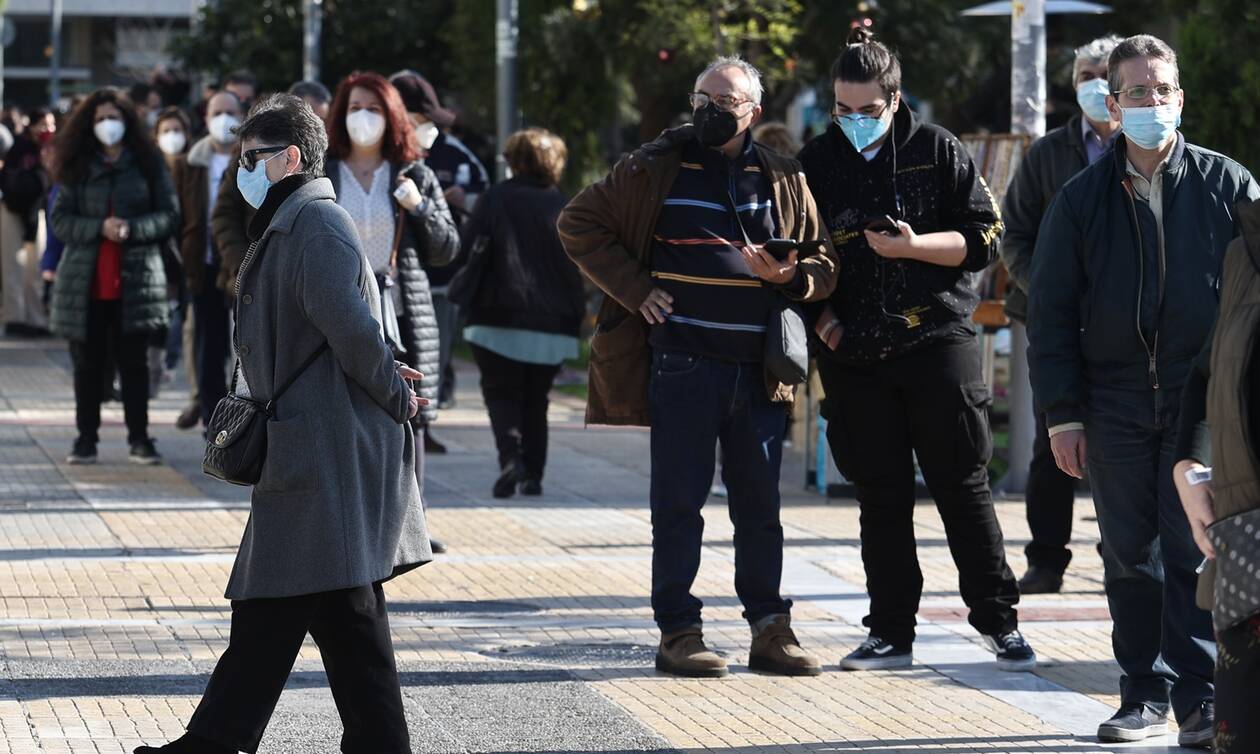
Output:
[1114,84,1180,102]
[239,145,288,171]
[834,103,889,126]
[689,92,753,113]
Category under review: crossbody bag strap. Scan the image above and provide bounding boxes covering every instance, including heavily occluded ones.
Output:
[266,342,330,410]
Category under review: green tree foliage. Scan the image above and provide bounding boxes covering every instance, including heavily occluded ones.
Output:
[1180,0,1260,173]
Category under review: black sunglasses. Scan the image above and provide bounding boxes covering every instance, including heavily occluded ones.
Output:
[239,145,288,171]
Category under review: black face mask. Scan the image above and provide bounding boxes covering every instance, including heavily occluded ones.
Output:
[693,102,740,147]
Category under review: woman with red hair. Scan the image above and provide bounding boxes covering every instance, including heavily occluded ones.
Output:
[326,72,459,550]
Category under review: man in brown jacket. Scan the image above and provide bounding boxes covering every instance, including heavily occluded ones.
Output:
[171,91,245,429]
[558,56,837,678]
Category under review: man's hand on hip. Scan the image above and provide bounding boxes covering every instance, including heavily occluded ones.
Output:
[639,287,674,324]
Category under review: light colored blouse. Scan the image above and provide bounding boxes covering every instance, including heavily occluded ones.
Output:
[337,161,395,275]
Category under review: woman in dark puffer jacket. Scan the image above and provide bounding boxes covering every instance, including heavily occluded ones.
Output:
[324,72,459,548]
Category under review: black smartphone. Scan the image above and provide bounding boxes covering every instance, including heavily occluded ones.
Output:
[764,238,798,261]
[864,214,901,236]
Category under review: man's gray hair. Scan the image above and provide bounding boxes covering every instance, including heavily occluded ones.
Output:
[695,55,764,105]
[1108,34,1179,94]
[236,93,329,177]
[1072,34,1123,84]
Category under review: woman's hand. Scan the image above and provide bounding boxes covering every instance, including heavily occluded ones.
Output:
[101,217,130,243]
[815,304,843,351]
[396,364,426,420]
[864,220,917,259]
[393,177,424,212]
[1173,459,1217,560]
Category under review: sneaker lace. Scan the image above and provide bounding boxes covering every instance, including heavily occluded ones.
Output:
[858,636,887,652]
[998,631,1028,651]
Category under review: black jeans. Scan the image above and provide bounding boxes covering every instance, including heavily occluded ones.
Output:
[818,337,1019,646]
[1085,385,1214,722]
[1216,616,1260,753]
[193,268,232,427]
[649,351,791,632]
[69,299,150,445]
[1024,410,1078,573]
[470,344,561,480]
[187,583,409,754]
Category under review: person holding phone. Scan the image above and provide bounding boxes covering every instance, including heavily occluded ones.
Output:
[797,28,1033,673]
[559,55,837,679]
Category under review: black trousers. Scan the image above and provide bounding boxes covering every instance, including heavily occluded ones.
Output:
[69,299,150,445]
[186,583,410,754]
[1216,616,1260,753]
[1023,410,1077,573]
[470,344,561,480]
[818,337,1020,646]
[193,268,232,427]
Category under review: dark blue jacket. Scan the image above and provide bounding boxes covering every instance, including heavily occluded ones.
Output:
[1028,133,1259,427]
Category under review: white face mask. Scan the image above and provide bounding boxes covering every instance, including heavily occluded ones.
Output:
[208,113,240,145]
[157,131,187,156]
[94,118,126,147]
[415,121,440,150]
[346,109,386,147]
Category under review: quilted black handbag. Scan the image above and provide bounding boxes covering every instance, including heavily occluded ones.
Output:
[202,343,328,486]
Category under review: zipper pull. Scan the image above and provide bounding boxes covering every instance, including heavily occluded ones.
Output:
[1149,353,1159,390]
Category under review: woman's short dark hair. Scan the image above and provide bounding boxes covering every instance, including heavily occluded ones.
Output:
[235,94,329,177]
[830,27,902,97]
[52,87,164,186]
[155,106,190,134]
[288,80,332,105]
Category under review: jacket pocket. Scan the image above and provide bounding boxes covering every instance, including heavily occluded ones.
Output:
[588,312,650,422]
[256,413,318,494]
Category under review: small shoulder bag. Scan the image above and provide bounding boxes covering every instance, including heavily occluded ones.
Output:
[202,343,328,486]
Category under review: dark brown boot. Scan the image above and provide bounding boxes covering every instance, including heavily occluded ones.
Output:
[655,626,728,678]
[748,615,822,676]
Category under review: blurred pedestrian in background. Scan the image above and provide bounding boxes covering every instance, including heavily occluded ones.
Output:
[1,107,55,336]
[454,128,583,498]
[325,71,460,551]
[48,88,178,466]
[288,80,332,120]
[752,121,801,158]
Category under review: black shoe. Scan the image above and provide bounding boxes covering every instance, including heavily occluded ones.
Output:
[981,629,1037,671]
[175,404,201,430]
[1177,700,1214,749]
[429,537,448,554]
[839,635,913,670]
[493,462,523,498]
[129,439,162,466]
[1097,704,1169,743]
[134,731,235,753]
[520,478,542,496]
[423,429,448,454]
[1017,565,1063,595]
[66,439,97,465]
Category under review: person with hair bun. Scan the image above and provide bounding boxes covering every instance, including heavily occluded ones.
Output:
[455,128,584,499]
[797,28,1034,673]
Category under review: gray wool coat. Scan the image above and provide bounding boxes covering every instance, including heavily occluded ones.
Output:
[226,177,432,600]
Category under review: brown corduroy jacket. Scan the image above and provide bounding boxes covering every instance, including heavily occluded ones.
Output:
[557,125,838,427]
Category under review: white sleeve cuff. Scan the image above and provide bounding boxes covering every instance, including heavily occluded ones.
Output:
[1047,422,1085,437]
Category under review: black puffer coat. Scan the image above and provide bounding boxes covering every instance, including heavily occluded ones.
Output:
[328,159,460,424]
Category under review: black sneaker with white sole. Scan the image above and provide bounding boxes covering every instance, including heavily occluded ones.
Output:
[839,636,912,670]
[982,629,1037,671]
[1177,700,1214,749]
[129,439,162,466]
[66,439,97,465]
[1097,704,1169,743]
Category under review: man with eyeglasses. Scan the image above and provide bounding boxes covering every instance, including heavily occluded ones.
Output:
[1030,34,1259,746]
[558,55,837,679]
[1000,35,1123,596]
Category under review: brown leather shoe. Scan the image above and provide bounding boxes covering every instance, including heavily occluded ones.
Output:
[748,615,822,676]
[655,626,728,678]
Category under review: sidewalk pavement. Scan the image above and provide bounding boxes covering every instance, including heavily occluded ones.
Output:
[0,335,1199,753]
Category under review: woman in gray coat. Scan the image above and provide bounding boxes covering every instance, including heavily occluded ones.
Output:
[136,95,429,754]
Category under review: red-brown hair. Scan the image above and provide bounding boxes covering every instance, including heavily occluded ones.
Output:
[326,71,418,164]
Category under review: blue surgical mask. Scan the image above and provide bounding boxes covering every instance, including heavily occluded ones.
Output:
[1121,104,1181,151]
[1075,79,1111,123]
[835,108,891,154]
[238,152,285,209]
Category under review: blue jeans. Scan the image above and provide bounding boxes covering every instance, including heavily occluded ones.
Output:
[1086,385,1215,722]
[649,350,791,633]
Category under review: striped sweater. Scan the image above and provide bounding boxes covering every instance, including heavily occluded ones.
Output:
[648,134,778,362]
